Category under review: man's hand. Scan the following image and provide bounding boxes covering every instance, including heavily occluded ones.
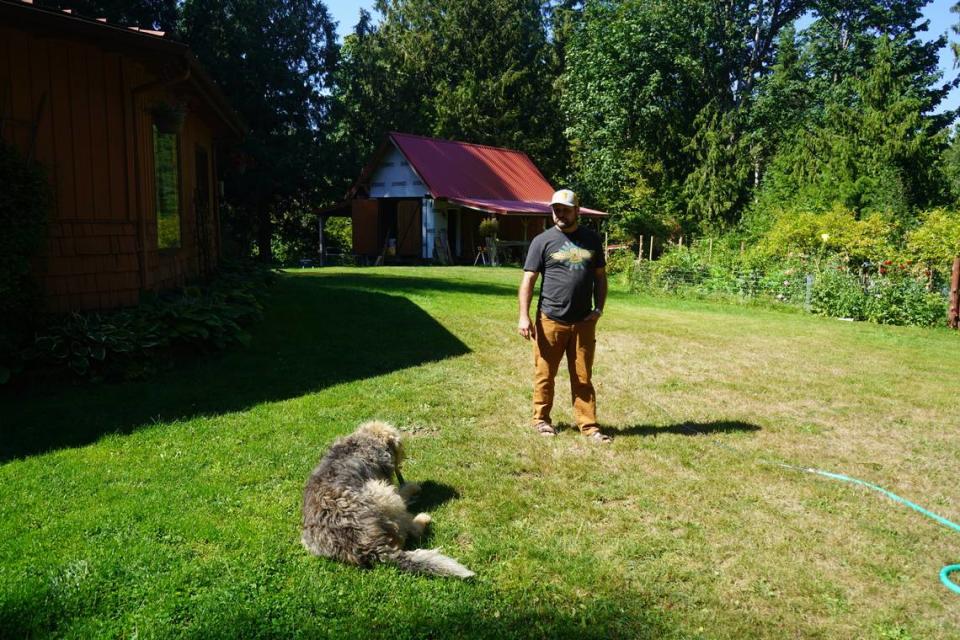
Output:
[518,271,539,340]
[518,316,534,340]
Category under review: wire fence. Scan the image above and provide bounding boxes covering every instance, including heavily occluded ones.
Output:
[614,247,953,328]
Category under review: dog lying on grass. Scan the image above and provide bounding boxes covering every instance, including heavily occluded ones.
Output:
[301,420,474,579]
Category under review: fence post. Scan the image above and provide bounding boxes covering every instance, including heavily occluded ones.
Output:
[637,235,643,261]
[708,238,713,264]
[949,256,960,329]
[805,273,815,312]
[649,235,654,261]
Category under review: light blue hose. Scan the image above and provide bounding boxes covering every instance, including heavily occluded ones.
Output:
[774,462,960,595]
[665,414,960,594]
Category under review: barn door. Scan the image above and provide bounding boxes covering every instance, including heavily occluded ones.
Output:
[396,200,421,257]
[352,199,379,256]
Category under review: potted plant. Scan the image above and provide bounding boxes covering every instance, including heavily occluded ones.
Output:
[478,217,499,266]
[150,101,187,134]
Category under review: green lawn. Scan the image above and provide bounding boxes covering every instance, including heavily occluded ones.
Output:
[2,266,959,639]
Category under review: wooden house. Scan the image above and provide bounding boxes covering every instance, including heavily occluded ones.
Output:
[0,0,244,312]
[340,133,607,264]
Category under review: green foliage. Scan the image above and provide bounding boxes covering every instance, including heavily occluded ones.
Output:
[629,239,946,327]
[756,37,947,222]
[811,268,945,327]
[19,261,273,383]
[906,208,960,272]
[477,218,500,238]
[604,248,636,277]
[753,204,896,265]
[629,244,808,306]
[809,268,869,319]
[181,0,339,261]
[323,217,353,255]
[0,140,51,384]
[41,0,178,31]
[330,0,566,194]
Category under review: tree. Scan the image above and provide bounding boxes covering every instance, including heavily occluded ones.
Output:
[755,37,948,223]
[330,0,567,188]
[182,0,339,261]
[37,0,178,31]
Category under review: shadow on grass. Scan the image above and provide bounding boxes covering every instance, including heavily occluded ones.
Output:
[405,480,460,547]
[300,269,519,297]
[408,480,460,513]
[0,275,472,462]
[613,420,761,438]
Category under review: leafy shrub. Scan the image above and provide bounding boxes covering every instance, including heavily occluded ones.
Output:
[810,268,869,319]
[18,261,273,383]
[862,277,946,327]
[478,218,499,238]
[754,204,895,265]
[0,140,51,383]
[807,267,944,326]
[906,209,960,274]
[605,248,636,276]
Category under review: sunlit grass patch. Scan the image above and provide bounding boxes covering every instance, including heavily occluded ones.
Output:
[2,266,958,638]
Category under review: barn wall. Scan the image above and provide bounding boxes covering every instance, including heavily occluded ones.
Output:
[0,26,222,312]
[368,145,427,198]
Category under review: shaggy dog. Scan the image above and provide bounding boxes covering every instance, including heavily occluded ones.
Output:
[301,421,474,579]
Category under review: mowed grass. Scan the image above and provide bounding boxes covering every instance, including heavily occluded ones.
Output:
[2,266,959,639]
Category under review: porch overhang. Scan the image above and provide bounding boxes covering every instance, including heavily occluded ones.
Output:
[443,197,608,218]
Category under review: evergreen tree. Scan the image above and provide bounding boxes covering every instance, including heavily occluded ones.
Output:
[182,0,339,261]
[37,0,178,31]
[330,0,566,185]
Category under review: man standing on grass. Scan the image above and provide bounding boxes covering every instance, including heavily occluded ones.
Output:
[517,189,610,443]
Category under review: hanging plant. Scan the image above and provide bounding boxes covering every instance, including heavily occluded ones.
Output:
[478,217,499,239]
[150,100,187,134]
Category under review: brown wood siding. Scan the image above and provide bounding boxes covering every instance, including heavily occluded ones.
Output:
[351,199,379,255]
[397,200,421,257]
[0,26,226,313]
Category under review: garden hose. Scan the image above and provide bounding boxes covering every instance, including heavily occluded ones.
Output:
[769,462,960,595]
[652,407,960,595]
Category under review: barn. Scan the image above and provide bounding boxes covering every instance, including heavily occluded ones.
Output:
[0,0,244,312]
[337,132,607,264]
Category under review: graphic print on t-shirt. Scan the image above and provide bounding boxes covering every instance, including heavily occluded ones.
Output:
[549,241,594,270]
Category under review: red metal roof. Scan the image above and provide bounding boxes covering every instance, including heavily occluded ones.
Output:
[386,132,607,217]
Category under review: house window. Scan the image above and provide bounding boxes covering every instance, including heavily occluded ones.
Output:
[153,126,181,249]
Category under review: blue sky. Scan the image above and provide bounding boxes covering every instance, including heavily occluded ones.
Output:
[325,0,960,114]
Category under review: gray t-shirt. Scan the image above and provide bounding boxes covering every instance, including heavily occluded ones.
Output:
[524,225,606,323]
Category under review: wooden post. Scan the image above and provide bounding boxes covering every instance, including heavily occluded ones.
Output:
[740,240,745,256]
[708,238,713,263]
[679,236,683,248]
[949,255,960,329]
[649,235,654,261]
[638,235,643,261]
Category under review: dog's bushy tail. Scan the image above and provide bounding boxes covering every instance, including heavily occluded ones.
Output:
[381,548,475,579]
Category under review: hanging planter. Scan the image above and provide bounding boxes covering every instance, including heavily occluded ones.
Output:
[150,101,187,134]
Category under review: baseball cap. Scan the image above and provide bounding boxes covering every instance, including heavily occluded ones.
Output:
[549,189,579,208]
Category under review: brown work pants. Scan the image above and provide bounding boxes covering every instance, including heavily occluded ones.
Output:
[531,313,599,434]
